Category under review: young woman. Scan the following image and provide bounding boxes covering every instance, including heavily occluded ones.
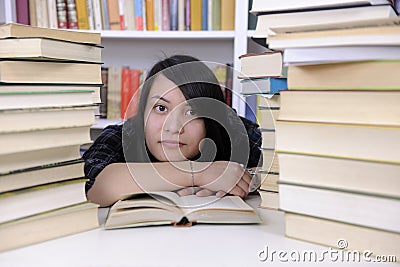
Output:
[83,55,262,207]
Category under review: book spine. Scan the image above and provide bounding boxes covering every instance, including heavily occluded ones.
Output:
[66,0,79,29]
[127,69,141,118]
[36,0,50,28]
[108,0,121,30]
[29,0,38,26]
[201,0,207,30]
[142,0,147,31]
[146,0,154,30]
[47,0,59,28]
[153,0,161,30]
[107,66,122,120]
[211,0,220,30]
[185,0,190,30]
[56,0,67,28]
[100,67,109,118]
[75,0,90,29]
[161,0,170,30]
[101,0,110,29]
[87,0,95,30]
[207,0,212,30]
[225,63,233,107]
[220,0,234,30]
[170,0,178,30]
[118,0,125,30]
[92,0,103,30]
[123,0,135,30]
[16,0,30,25]
[120,67,131,119]
[177,0,184,30]
[190,0,201,30]
[135,0,144,30]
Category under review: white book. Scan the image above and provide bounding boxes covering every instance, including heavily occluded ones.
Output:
[86,0,95,30]
[92,0,103,30]
[279,183,400,233]
[253,5,397,38]
[47,0,58,28]
[283,46,400,65]
[153,0,161,30]
[251,0,391,13]
[268,23,400,50]
[123,0,136,30]
[178,0,185,30]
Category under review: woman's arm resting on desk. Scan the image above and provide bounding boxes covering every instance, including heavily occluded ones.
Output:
[87,161,251,207]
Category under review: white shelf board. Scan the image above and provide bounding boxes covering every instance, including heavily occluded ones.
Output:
[100,30,235,39]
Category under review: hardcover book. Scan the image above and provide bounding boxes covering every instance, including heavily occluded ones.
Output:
[105,191,261,229]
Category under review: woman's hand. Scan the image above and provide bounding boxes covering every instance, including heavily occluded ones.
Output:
[176,161,252,198]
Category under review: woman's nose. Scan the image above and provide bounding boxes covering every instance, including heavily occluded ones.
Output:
[163,110,184,134]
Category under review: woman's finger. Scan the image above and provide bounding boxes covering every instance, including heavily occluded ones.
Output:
[196,188,215,197]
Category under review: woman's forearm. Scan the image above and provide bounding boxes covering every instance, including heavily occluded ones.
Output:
[87,162,194,207]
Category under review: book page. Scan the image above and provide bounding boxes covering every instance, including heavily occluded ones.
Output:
[180,195,255,215]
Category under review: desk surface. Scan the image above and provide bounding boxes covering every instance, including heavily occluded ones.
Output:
[0,196,397,267]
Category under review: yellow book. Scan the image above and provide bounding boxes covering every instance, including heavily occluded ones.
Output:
[190,0,202,30]
[75,0,90,30]
[146,0,155,30]
[221,0,235,30]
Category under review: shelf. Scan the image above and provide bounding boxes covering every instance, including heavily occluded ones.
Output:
[100,30,236,39]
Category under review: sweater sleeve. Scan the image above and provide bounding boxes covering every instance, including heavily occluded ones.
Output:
[82,124,125,192]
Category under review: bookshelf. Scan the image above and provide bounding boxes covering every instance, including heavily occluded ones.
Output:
[1,0,251,126]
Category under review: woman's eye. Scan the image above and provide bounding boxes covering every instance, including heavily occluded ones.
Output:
[154,105,167,113]
[185,109,196,116]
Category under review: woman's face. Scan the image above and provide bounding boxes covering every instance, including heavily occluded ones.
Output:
[144,74,206,161]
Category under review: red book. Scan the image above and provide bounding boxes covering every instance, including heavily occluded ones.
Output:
[162,0,170,30]
[66,0,79,29]
[56,0,68,28]
[128,69,141,118]
[120,67,131,120]
[16,0,30,25]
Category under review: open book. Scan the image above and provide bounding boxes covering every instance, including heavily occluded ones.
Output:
[105,191,261,229]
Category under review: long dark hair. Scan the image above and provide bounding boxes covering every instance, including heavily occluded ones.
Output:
[123,55,249,164]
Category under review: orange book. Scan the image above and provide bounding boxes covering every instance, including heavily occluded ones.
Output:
[146,0,155,30]
[120,67,131,119]
[75,0,90,30]
[221,0,235,30]
[128,69,141,118]
[190,0,202,30]
[107,0,121,30]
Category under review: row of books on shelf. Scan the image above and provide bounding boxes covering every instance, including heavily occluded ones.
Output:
[99,62,234,120]
[17,0,235,31]
[0,23,101,252]
[249,0,400,260]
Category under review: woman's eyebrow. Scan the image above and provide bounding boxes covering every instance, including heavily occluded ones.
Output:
[151,95,170,103]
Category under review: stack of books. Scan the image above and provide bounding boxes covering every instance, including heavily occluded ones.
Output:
[0,23,102,252]
[251,0,400,259]
[238,51,288,210]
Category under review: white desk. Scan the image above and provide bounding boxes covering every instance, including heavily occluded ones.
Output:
[0,197,398,267]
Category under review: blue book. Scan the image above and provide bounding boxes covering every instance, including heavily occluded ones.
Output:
[170,0,178,30]
[102,0,110,30]
[201,0,208,30]
[270,78,287,94]
[245,95,257,123]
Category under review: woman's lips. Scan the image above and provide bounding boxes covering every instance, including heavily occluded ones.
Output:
[160,140,185,148]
